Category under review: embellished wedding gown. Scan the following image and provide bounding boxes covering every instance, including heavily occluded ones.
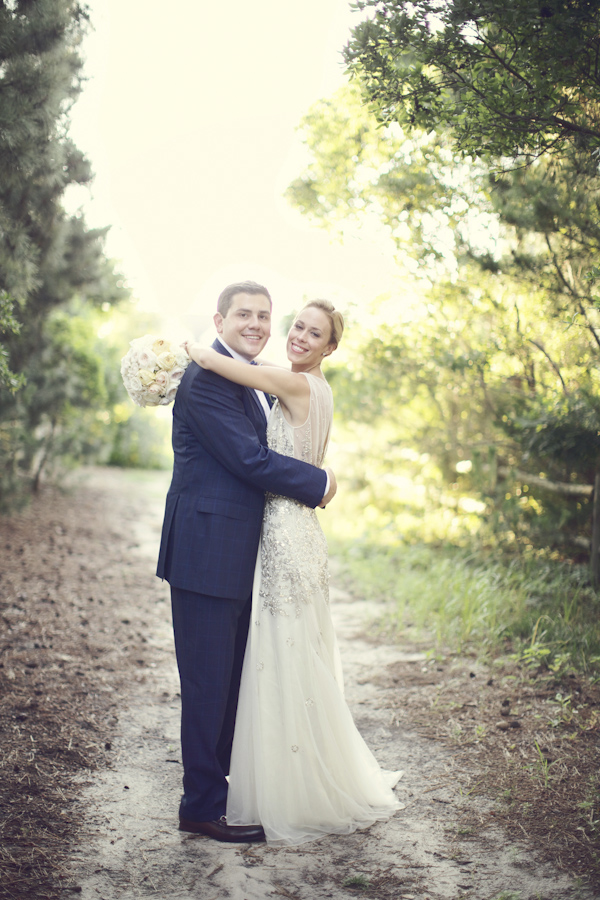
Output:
[226,373,402,846]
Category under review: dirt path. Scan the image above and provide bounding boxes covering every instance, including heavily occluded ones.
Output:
[0,468,589,899]
[58,469,578,900]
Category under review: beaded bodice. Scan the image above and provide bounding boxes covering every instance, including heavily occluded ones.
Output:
[259,374,333,619]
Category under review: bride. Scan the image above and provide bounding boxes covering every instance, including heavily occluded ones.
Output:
[187,299,402,846]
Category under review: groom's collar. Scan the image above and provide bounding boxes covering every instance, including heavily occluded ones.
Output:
[215,336,253,364]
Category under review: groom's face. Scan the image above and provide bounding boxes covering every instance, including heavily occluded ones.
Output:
[215,292,272,361]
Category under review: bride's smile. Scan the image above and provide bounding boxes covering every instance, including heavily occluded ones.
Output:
[286,307,336,373]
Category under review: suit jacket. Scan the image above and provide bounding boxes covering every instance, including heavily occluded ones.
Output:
[156,339,327,600]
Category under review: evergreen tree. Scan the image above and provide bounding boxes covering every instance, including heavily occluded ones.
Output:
[0,0,128,506]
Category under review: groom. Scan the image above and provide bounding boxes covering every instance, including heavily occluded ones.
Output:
[157,281,336,842]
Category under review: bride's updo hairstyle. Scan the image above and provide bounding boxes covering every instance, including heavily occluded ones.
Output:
[300,299,344,349]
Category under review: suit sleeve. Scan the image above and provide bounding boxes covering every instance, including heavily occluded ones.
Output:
[186,367,327,508]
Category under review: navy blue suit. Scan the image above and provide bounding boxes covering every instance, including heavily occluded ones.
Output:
[157,340,327,822]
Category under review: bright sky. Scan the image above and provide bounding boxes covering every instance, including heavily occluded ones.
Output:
[68,0,401,341]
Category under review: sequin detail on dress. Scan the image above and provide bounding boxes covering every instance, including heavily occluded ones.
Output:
[226,374,402,846]
[260,383,330,619]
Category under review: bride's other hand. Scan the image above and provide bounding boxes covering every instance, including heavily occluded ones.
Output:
[184,342,216,369]
[319,467,337,508]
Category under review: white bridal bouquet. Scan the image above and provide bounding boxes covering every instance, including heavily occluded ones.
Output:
[121,335,189,407]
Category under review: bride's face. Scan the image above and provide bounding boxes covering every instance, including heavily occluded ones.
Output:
[286,307,336,370]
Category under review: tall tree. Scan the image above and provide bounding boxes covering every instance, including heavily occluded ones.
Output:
[345,0,600,162]
[0,0,128,505]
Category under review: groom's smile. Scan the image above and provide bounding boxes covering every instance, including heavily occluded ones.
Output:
[214,291,272,361]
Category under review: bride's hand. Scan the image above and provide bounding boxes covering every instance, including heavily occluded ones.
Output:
[183,342,216,369]
[181,341,202,362]
[319,468,337,508]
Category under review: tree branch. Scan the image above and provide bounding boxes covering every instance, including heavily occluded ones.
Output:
[497,466,593,496]
[473,30,536,94]
[527,339,570,396]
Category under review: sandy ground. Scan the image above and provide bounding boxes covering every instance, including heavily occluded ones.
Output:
[57,468,585,900]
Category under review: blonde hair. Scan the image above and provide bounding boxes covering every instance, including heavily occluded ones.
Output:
[300,299,345,347]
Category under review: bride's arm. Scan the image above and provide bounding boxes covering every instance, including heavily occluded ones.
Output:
[187,344,309,419]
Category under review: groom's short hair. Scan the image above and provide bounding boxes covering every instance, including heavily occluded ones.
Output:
[217,281,272,317]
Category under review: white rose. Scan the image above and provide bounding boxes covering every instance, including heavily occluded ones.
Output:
[138,368,156,386]
[138,349,158,368]
[152,338,169,355]
[169,366,186,383]
[157,351,177,370]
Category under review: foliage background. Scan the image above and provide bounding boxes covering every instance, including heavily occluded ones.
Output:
[2,0,600,669]
[287,0,600,565]
[0,0,170,509]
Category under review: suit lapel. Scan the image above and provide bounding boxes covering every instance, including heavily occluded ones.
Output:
[248,385,268,422]
[213,339,267,424]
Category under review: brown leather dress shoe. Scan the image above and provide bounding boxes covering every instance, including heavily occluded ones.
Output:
[179,815,266,843]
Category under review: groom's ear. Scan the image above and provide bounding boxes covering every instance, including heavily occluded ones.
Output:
[214,312,224,334]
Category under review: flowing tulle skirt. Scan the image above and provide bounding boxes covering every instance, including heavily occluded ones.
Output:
[226,496,402,846]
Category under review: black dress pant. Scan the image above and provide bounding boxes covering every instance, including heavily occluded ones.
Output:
[170,586,251,822]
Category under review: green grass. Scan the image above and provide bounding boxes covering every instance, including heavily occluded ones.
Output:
[342,874,370,890]
[325,533,600,676]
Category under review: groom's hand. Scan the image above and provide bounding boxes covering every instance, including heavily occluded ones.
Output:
[319,468,337,508]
